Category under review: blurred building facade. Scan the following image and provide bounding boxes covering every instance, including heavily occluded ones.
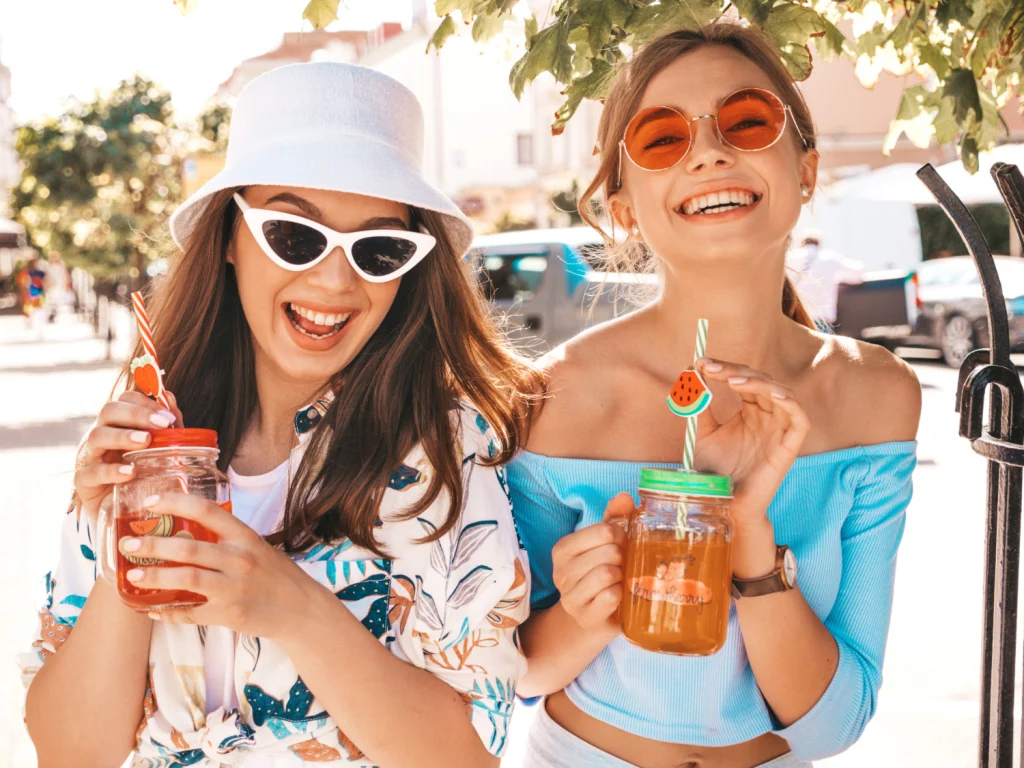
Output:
[0,48,20,220]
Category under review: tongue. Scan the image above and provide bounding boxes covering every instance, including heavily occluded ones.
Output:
[292,310,333,335]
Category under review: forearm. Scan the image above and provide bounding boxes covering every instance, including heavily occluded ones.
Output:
[733,520,838,726]
[26,579,153,767]
[517,603,616,699]
[276,581,496,768]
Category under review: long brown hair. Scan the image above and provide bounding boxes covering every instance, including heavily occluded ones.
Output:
[579,21,817,329]
[121,189,541,555]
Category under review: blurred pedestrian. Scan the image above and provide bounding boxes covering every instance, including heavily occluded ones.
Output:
[787,229,863,329]
[16,256,46,328]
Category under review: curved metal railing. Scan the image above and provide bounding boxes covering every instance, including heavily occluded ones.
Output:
[917,161,1024,767]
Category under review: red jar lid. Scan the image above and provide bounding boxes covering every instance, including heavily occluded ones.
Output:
[147,428,219,450]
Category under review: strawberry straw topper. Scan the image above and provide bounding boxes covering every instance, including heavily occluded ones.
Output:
[130,291,171,412]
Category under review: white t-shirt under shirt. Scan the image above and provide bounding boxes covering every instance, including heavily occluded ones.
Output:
[203,461,289,715]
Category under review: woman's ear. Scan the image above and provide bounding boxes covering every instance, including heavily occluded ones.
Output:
[608,192,642,240]
[799,148,820,202]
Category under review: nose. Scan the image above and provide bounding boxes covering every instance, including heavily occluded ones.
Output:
[685,116,736,173]
[306,246,357,292]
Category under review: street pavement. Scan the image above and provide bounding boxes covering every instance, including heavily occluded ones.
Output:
[0,312,1018,767]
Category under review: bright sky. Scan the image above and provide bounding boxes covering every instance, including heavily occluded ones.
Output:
[0,0,413,124]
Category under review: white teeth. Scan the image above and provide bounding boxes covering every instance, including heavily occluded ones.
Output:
[288,303,352,328]
[680,190,756,216]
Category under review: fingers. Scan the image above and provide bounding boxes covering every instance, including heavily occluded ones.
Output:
[120,533,232,572]
[563,563,623,628]
[557,543,624,596]
[697,357,769,383]
[144,494,248,541]
[74,461,137,493]
[603,492,635,523]
[552,519,622,564]
[86,425,153,453]
[125,563,226,598]
[97,400,176,431]
[165,391,185,427]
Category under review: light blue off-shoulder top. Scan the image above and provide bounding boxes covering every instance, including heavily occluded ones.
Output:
[508,442,916,761]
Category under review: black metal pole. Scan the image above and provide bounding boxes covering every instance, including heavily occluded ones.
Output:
[917,163,1022,767]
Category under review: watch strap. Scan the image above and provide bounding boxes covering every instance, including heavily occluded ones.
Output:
[731,546,793,599]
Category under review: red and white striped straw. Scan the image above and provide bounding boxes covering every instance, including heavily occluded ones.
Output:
[130,291,171,411]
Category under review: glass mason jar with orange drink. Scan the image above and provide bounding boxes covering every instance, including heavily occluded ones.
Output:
[620,468,733,656]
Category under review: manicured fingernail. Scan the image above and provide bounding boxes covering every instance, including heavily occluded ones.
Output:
[130,431,149,444]
[127,569,144,582]
[119,464,134,475]
[149,412,171,428]
[144,494,160,508]
[702,360,723,372]
[728,376,749,385]
[771,390,788,400]
[121,538,140,552]
[148,612,162,621]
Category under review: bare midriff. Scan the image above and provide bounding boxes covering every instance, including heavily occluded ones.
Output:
[545,690,791,768]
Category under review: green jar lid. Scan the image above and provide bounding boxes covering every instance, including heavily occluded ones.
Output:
[639,468,733,498]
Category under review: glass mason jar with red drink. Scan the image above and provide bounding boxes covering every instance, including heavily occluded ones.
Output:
[96,428,231,611]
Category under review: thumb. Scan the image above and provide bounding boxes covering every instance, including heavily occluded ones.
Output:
[603,492,635,524]
[165,391,185,427]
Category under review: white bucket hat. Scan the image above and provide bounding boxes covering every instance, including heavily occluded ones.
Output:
[169,61,474,255]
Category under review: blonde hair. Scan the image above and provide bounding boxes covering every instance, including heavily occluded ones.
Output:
[579,21,817,328]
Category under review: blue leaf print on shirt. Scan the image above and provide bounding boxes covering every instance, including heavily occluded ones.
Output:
[451,521,498,571]
[245,678,316,727]
[334,573,389,601]
[388,464,422,491]
[448,565,494,609]
[44,571,55,610]
[475,413,490,434]
[168,749,206,767]
[80,544,95,561]
[60,595,87,610]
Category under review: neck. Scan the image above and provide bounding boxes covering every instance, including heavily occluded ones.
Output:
[648,254,794,376]
[248,351,327,456]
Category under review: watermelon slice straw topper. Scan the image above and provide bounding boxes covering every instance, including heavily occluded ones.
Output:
[667,369,713,418]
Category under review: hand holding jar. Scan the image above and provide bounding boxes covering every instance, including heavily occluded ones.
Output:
[73,391,183,526]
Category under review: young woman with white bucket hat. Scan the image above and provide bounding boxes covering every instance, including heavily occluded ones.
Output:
[21,61,539,768]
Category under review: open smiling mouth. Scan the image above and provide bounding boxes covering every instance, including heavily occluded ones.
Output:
[678,189,762,217]
[284,302,353,340]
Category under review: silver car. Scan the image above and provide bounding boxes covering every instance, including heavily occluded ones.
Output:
[470,227,652,354]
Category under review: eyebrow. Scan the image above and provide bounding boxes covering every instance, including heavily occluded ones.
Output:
[264,193,410,230]
[636,90,762,127]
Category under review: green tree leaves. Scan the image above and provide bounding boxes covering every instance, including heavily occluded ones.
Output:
[421,0,1024,171]
[11,77,182,277]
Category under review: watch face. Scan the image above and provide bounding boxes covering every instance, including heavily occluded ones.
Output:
[783,548,798,587]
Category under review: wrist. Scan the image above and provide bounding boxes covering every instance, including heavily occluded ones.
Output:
[730,518,777,580]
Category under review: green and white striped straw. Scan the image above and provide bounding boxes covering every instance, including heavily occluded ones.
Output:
[681,318,709,472]
[677,318,708,537]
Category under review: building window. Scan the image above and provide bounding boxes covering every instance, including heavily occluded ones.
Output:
[516,133,534,166]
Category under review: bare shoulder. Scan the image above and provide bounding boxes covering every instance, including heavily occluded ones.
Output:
[527,315,639,457]
[816,335,922,445]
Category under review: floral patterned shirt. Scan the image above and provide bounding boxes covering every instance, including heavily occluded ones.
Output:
[18,400,530,766]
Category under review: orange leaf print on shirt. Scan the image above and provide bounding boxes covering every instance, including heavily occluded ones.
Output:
[34,608,72,662]
[290,737,342,761]
[337,729,366,762]
[136,664,158,746]
[487,558,527,629]
[425,630,500,675]
[389,575,415,635]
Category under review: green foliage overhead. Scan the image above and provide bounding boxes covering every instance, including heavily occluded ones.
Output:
[11,76,182,277]
[421,0,1022,170]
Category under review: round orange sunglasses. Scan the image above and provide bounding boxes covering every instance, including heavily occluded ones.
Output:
[616,87,811,188]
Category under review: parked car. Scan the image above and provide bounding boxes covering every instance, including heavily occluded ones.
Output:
[892,256,1024,367]
[469,227,650,353]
